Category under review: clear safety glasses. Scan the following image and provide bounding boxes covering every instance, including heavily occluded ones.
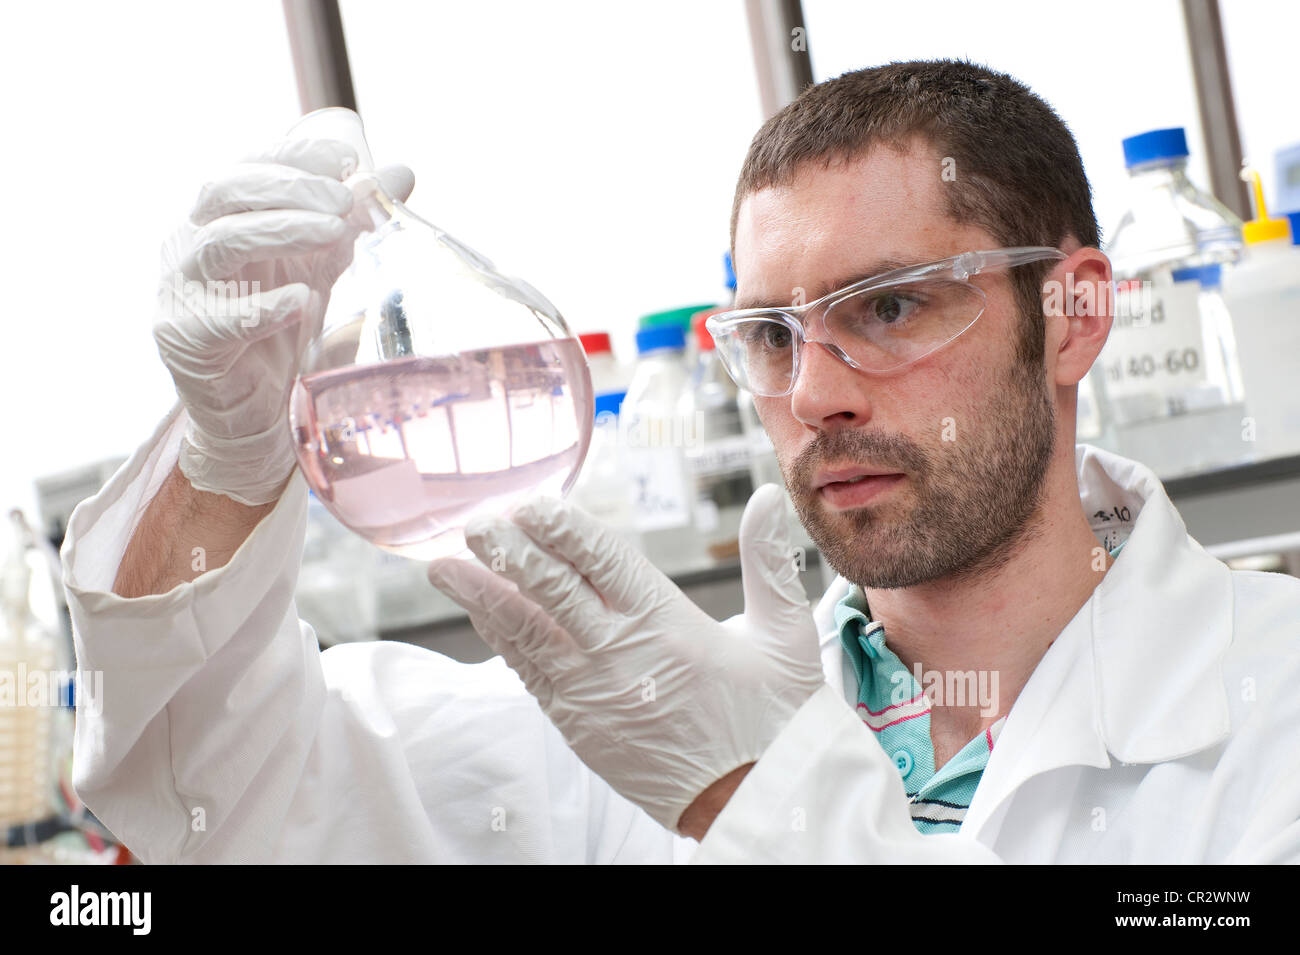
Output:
[704,247,1069,397]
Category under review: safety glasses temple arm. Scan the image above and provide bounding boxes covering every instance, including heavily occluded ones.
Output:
[819,246,1071,299]
[964,246,1069,277]
[704,247,1070,329]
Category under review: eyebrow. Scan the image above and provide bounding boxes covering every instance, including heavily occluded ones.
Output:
[733,257,916,310]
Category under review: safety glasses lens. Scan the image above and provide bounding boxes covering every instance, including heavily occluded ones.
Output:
[712,316,798,396]
[825,278,985,371]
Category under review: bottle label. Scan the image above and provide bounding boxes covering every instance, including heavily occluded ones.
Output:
[625,445,692,531]
[684,435,752,477]
[1099,279,1209,418]
[621,408,692,532]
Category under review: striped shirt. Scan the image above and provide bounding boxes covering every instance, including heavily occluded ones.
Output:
[835,542,1123,834]
[835,588,999,834]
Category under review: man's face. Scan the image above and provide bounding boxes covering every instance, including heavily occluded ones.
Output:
[733,144,1057,589]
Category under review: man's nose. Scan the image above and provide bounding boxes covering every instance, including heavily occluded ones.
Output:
[788,338,875,429]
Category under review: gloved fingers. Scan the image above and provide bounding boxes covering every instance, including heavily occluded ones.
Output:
[375,163,415,204]
[508,496,669,618]
[462,514,617,651]
[738,483,815,642]
[428,557,528,666]
[427,553,575,662]
[427,557,572,695]
[191,163,354,227]
[242,137,360,180]
[155,281,310,348]
[185,209,349,282]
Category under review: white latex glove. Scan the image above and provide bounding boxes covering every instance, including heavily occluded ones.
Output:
[426,484,826,833]
[152,137,415,505]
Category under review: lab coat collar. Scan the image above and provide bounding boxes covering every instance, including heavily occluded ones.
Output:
[1068,444,1233,763]
[814,444,1234,834]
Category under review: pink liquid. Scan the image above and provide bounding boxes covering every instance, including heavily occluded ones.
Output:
[290,338,593,558]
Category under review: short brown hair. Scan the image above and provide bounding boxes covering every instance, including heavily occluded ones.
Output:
[730,59,1099,366]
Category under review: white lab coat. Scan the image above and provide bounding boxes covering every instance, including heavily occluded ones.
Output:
[63,405,1300,863]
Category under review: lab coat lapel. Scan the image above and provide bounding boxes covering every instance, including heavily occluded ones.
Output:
[1082,447,1234,764]
[961,586,1108,840]
[962,446,1234,842]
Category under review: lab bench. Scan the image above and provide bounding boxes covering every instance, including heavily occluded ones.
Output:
[1164,452,1300,552]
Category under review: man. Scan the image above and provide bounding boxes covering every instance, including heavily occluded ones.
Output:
[65,61,1300,863]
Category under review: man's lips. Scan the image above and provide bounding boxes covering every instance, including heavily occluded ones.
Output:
[813,466,906,509]
[813,465,905,489]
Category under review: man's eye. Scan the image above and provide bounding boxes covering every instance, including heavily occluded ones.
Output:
[742,322,793,350]
[764,324,793,348]
[866,292,921,325]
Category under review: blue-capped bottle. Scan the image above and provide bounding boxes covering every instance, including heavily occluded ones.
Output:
[571,389,643,550]
[621,324,698,570]
[1089,127,1249,477]
[678,309,755,563]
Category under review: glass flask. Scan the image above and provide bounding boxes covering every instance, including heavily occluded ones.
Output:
[286,108,593,559]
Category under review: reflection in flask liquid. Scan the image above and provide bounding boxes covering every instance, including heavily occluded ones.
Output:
[291,337,592,559]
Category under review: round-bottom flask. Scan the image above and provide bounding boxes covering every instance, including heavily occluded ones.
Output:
[286,109,592,559]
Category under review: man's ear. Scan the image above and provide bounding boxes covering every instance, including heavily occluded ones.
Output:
[1043,248,1112,387]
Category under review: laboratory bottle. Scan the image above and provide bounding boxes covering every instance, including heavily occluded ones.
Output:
[0,511,58,838]
[713,247,783,491]
[621,325,699,570]
[720,250,819,568]
[638,304,717,375]
[678,311,756,562]
[570,334,638,541]
[736,391,785,489]
[570,391,643,548]
[1224,171,1300,460]
[735,388,818,557]
[1089,127,1249,477]
[578,332,628,398]
[284,108,593,560]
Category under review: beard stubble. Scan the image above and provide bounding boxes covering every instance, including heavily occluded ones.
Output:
[784,353,1057,590]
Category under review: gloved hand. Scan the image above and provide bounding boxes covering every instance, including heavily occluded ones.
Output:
[152,137,415,505]
[426,484,826,833]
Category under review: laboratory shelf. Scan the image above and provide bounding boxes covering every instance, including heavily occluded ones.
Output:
[1162,452,1300,548]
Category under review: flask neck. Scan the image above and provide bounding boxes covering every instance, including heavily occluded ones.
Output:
[346,174,400,232]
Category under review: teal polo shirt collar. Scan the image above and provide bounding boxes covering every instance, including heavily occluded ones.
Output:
[836,540,1126,833]
[835,583,1005,832]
